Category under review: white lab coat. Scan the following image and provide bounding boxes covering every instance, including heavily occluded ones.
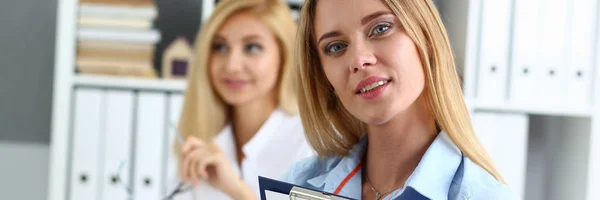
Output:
[167,108,314,200]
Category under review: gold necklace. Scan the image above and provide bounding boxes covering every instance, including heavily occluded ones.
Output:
[364,175,392,200]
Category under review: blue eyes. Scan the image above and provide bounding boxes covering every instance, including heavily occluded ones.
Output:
[325,43,348,55]
[211,43,263,54]
[245,44,262,53]
[323,22,392,56]
[371,24,390,36]
[212,43,228,53]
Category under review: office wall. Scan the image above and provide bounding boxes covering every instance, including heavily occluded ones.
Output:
[0,0,57,199]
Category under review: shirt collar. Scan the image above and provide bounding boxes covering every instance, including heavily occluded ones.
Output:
[242,108,287,158]
[307,135,368,198]
[306,132,462,200]
[392,131,463,200]
[215,108,288,159]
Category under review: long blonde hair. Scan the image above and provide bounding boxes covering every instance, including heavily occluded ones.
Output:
[296,0,506,183]
[178,0,298,144]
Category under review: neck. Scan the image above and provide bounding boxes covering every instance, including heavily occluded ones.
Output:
[231,90,278,149]
[364,95,437,194]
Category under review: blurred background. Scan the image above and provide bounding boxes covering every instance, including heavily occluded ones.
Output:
[1,0,599,200]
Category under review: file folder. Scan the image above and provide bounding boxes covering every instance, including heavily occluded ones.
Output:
[476,0,512,103]
[70,88,103,200]
[134,92,167,200]
[100,90,134,200]
[258,176,355,200]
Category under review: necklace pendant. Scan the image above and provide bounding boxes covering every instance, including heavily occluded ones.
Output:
[375,192,381,200]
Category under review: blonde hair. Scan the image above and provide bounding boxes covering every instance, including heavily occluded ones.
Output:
[296,0,506,183]
[178,0,298,143]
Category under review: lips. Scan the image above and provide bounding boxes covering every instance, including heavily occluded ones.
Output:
[355,76,391,94]
[224,79,249,88]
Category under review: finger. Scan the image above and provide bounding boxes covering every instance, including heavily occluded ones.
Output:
[192,149,214,180]
[181,137,205,155]
[181,153,192,183]
[186,148,214,183]
[189,158,200,186]
[196,155,219,180]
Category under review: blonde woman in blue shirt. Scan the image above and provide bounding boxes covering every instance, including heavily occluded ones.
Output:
[282,0,512,199]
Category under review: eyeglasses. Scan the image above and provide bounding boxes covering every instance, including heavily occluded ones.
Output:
[113,161,193,200]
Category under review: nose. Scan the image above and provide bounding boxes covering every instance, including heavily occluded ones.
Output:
[348,39,377,73]
[224,49,243,73]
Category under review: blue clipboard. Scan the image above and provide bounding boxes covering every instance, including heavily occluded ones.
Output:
[258,176,356,200]
[259,176,430,200]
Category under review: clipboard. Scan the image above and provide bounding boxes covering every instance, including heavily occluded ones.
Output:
[258,176,356,200]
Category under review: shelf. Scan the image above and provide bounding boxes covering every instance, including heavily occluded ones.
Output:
[472,101,593,117]
[73,74,187,92]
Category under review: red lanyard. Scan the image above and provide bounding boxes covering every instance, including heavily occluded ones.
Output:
[333,159,364,194]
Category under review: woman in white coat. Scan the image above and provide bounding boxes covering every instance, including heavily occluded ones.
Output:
[168,0,313,199]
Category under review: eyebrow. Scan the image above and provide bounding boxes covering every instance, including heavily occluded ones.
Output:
[316,11,394,45]
[361,11,393,26]
[213,35,225,42]
[242,35,261,42]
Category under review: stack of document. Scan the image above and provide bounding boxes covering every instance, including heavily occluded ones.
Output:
[75,0,161,78]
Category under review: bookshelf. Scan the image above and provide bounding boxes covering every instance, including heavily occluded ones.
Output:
[73,75,186,92]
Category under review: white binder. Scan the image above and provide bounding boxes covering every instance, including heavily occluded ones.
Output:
[99,90,134,200]
[471,112,529,200]
[69,88,103,200]
[164,94,193,200]
[134,92,167,200]
[510,0,542,104]
[537,0,568,106]
[476,0,512,103]
[565,0,597,106]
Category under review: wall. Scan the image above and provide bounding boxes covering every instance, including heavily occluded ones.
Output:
[0,0,57,199]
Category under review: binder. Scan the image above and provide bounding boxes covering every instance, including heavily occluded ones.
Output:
[164,94,194,199]
[69,88,104,200]
[133,92,167,200]
[510,0,542,104]
[565,0,597,106]
[475,0,512,103]
[471,112,529,200]
[259,176,354,200]
[537,0,568,106]
[99,90,134,200]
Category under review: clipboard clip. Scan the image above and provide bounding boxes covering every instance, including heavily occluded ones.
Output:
[289,186,350,200]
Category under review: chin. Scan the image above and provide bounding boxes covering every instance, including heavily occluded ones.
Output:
[221,95,251,106]
[355,107,398,125]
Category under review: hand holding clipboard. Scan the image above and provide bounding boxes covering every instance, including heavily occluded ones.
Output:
[259,176,355,200]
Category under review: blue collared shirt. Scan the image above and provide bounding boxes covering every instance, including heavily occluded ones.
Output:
[281,132,514,200]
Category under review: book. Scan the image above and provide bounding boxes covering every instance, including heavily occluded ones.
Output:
[77,46,154,62]
[78,16,153,29]
[78,41,155,52]
[79,3,158,20]
[76,57,157,78]
[80,0,154,7]
[78,28,161,44]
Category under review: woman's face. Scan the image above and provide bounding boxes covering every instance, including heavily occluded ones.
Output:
[314,0,426,125]
[210,12,281,106]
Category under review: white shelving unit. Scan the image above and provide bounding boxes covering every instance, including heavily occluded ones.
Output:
[73,75,186,92]
[48,0,213,200]
[48,0,600,200]
[438,1,600,200]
